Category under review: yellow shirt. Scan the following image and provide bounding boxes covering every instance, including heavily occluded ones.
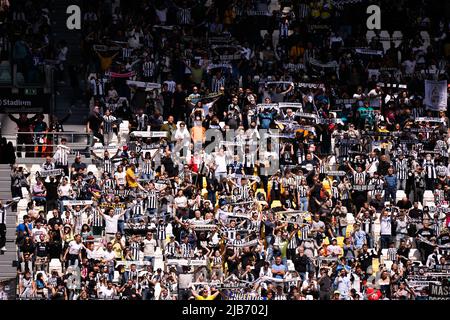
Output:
[196,295,216,300]
[126,168,138,188]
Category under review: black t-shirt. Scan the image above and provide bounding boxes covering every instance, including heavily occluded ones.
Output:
[416,227,434,240]
[44,181,58,201]
[408,208,423,220]
[293,254,309,273]
[437,233,450,245]
[48,217,63,229]
[318,275,332,292]
[397,247,410,264]
[71,161,87,172]
[36,242,48,257]
[87,112,103,132]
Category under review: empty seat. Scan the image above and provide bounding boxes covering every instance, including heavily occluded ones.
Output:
[396,190,406,203]
[49,259,62,275]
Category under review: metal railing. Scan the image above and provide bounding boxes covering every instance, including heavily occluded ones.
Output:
[13,132,94,158]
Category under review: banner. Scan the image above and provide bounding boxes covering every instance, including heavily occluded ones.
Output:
[424,80,448,111]
[325,171,347,176]
[130,131,168,138]
[414,117,446,123]
[227,239,259,248]
[166,259,208,266]
[106,71,136,78]
[377,82,407,89]
[62,200,94,206]
[296,82,325,89]
[429,283,450,300]
[36,169,63,177]
[354,48,383,56]
[190,224,217,231]
[206,63,232,72]
[126,80,161,90]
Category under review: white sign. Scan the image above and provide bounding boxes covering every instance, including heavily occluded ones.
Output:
[424,80,448,111]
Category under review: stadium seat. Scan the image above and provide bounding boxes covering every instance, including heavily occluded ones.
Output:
[18,211,27,225]
[396,190,406,203]
[113,271,120,283]
[87,164,100,178]
[287,259,295,272]
[384,260,393,271]
[49,259,62,275]
[381,249,389,260]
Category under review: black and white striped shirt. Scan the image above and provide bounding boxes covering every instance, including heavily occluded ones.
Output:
[156,224,166,240]
[387,248,397,261]
[136,114,148,131]
[142,61,155,78]
[144,191,158,210]
[211,77,225,93]
[394,159,409,180]
[103,158,113,175]
[279,21,289,38]
[287,232,300,249]
[103,178,115,192]
[122,48,133,60]
[353,172,367,185]
[177,8,191,25]
[180,242,193,258]
[299,224,310,240]
[423,160,436,179]
[131,201,144,217]
[92,209,103,227]
[166,241,179,256]
[297,185,309,198]
[223,227,237,241]
[103,115,117,133]
[130,242,140,261]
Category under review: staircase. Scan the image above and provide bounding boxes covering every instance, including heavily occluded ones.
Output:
[0,164,17,282]
[51,0,89,126]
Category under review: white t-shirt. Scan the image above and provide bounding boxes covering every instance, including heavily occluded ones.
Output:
[32,227,48,242]
[215,154,227,173]
[68,241,83,255]
[114,171,126,186]
[58,184,72,197]
[104,215,120,234]
[143,238,157,256]
[103,250,116,262]
[174,196,188,208]
[380,216,392,235]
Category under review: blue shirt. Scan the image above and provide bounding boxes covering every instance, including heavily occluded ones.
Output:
[271,263,287,279]
[384,174,397,189]
[16,223,32,235]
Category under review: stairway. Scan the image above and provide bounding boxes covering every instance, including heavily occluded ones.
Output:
[51,0,90,126]
[0,164,17,282]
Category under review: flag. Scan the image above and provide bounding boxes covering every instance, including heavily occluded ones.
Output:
[424,80,447,111]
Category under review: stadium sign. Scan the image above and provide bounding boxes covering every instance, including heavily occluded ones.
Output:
[0,88,51,113]
[429,283,450,300]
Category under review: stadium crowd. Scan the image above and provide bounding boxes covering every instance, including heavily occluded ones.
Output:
[6,0,450,300]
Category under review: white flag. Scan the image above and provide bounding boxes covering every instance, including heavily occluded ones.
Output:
[424,80,447,111]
